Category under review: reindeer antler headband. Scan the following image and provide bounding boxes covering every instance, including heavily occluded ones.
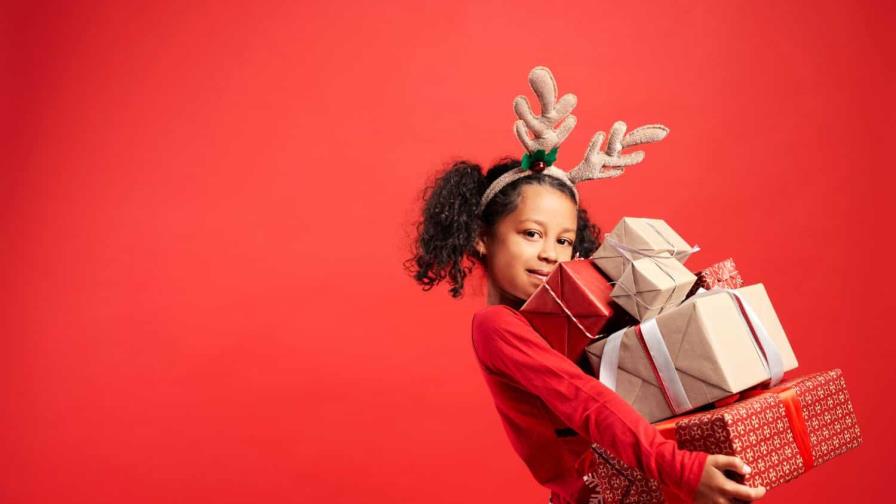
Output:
[478,66,670,213]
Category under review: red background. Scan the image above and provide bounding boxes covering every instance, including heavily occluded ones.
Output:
[2,1,894,502]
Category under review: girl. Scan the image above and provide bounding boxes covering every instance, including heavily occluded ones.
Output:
[406,68,769,504]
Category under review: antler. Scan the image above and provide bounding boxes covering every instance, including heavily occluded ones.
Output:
[513,66,578,155]
[567,121,669,183]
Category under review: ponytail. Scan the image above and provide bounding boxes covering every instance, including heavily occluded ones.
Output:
[406,160,487,298]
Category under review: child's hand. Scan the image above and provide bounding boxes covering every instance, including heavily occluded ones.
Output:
[694,454,767,503]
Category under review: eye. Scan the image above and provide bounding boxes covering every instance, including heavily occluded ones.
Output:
[558,237,574,246]
[523,229,542,239]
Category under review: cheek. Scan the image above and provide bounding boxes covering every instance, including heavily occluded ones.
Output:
[499,237,537,265]
[490,259,533,299]
[487,241,527,278]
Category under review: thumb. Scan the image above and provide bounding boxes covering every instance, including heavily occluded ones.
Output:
[709,454,752,477]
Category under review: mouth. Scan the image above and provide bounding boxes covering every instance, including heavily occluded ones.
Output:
[526,269,551,282]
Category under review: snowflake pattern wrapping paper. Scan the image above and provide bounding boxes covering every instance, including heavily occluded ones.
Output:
[575,369,861,503]
[686,258,744,298]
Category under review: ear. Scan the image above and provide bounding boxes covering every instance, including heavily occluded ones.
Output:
[474,234,487,257]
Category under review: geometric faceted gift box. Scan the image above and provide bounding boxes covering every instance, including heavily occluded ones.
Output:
[574,369,862,503]
[585,284,799,422]
[685,257,744,299]
[591,217,697,281]
[611,256,697,321]
[520,259,614,362]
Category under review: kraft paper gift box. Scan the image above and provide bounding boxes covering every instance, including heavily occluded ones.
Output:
[574,369,861,502]
[520,259,614,362]
[685,257,744,299]
[592,217,696,281]
[611,257,697,321]
[585,283,799,422]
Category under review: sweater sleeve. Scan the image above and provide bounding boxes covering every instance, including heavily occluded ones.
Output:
[471,305,708,502]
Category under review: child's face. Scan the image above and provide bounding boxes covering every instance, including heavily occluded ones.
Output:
[476,184,578,307]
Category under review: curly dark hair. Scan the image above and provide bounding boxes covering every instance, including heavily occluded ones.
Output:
[405,156,601,298]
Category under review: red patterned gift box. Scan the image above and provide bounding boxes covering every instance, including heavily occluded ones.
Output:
[574,369,861,502]
[735,368,863,471]
[575,444,664,503]
[685,257,743,298]
[520,259,614,362]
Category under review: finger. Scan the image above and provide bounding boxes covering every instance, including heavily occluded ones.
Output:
[711,455,751,477]
[622,124,670,147]
[722,480,767,502]
[513,96,548,135]
[514,121,535,152]
[606,121,627,157]
[529,66,558,115]
[584,131,606,161]
[556,114,578,144]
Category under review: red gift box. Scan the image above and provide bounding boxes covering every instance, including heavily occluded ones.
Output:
[686,257,744,298]
[520,259,614,361]
[574,369,861,502]
[736,368,863,471]
[660,369,862,489]
[575,444,664,503]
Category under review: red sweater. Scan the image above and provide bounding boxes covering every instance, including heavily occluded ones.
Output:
[471,304,708,503]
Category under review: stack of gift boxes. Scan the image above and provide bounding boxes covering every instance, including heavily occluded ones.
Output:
[519,217,862,503]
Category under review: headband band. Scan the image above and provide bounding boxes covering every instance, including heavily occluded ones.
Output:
[477,166,578,213]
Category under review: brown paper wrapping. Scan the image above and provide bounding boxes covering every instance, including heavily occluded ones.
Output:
[611,257,696,321]
[585,283,799,422]
[591,217,694,281]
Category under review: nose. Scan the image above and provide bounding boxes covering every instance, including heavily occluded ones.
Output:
[538,241,559,264]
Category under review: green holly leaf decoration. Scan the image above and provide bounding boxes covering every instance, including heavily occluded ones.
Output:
[521,147,559,170]
[544,146,558,166]
[521,152,533,170]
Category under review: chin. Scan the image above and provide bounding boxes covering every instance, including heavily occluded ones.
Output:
[498,290,528,308]
[519,286,538,302]
[495,282,534,307]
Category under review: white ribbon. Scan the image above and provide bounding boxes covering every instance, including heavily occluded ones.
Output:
[639,318,693,414]
[597,287,785,415]
[602,236,701,264]
[540,280,602,340]
[602,236,697,319]
[598,319,693,415]
[644,220,698,264]
[609,274,678,316]
[686,288,785,386]
[598,328,626,391]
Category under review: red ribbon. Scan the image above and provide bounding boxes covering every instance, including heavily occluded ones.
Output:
[633,325,677,414]
[654,383,815,471]
[730,294,770,369]
[743,383,815,470]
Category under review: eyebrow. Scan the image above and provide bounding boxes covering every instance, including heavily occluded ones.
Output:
[521,218,576,234]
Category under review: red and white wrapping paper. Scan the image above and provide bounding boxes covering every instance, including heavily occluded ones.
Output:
[686,257,743,298]
[574,369,861,502]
